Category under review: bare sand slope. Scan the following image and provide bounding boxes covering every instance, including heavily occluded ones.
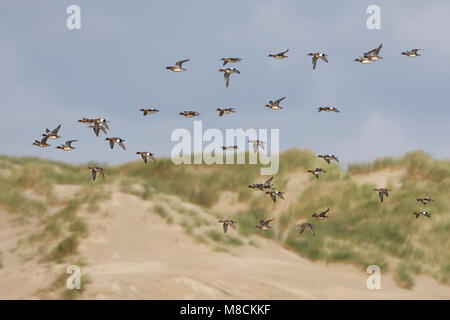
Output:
[0,210,60,300]
[76,193,450,300]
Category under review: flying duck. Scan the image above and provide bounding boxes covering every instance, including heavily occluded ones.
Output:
[248,176,274,191]
[88,166,105,181]
[221,57,241,66]
[402,49,423,57]
[266,190,284,203]
[266,97,285,110]
[56,140,77,151]
[312,208,330,219]
[166,59,189,72]
[219,68,240,88]
[105,137,126,150]
[32,136,50,148]
[298,223,315,236]
[318,154,339,164]
[140,108,160,116]
[255,218,274,230]
[219,219,236,234]
[307,168,327,179]
[318,106,340,113]
[42,124,61,139]
[221,145,238,151]
[374,188,390,202]
[417,197,434,205]
[268,49,289,59]
[308,52,329,70]
[179,111,200,118]
[136,151,156,163]
[248,139,266,153]
[413,211,431,219]
[216,107,236,117]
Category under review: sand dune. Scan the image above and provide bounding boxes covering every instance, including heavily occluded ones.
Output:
[0,152,449,300]
[73,193,449,299]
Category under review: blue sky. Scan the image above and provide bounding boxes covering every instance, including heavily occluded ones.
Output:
[0,0,449,167]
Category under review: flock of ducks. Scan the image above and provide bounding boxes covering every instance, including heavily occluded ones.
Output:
[31,43,433,238]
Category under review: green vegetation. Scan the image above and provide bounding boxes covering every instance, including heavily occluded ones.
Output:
[1,149,449,289]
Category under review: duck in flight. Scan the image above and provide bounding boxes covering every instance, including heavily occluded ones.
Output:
[318,106,340,113]
[221,145,238,151]
[179,111,200,118]
[318,154,339,164]
[298,223,315,236]
[249,140,266,153]
[105,137,126,150]
[88,166,105,181]
[248,176,274,191]
[308,52,329,70]
[417,197,434,205]
[374,188,390,202]
[266,97,285,110]
[219,68,240,88]
[266,190,284,203]
[268,49,289,59]
[140,108,159,116]
[312,208,330,219]
[219,219,236,234]
[363,44,383,61]
[136,151,156,163]
[216,108,236,117]
[402,49,423,57]
[166,59,189,72]
[32,136,50,148]
[255,219,274,230]
[56,140,77,151]
[42,124,61,139]
[221,57,241,66]
[307,168,327,179]
[413,211,431,219]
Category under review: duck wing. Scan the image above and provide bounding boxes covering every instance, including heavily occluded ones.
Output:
[118,140,126,150]
[312,56,318,69]
[264,176,274,186]
[66,140,77,147]
[274,97,286,105]
[176,59,189,67]
[51,124,61,135]
[98,168,105,179]
[224,72,230,88]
